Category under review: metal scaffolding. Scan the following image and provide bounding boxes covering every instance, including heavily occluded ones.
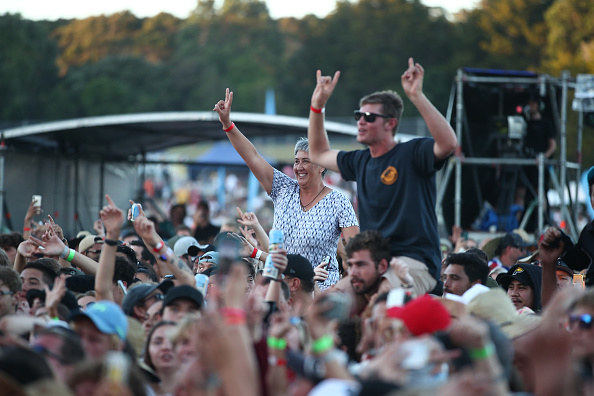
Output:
[437,68,587,240]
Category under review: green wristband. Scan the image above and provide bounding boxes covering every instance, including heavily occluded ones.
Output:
[267,336,287,350]
[311,335,334,354]
[66,249,76,262]
[469,343,495,360]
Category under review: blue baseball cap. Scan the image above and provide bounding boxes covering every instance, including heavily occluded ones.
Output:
[70,300,128,341]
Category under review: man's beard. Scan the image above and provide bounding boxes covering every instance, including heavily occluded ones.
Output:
[351,276,380,295]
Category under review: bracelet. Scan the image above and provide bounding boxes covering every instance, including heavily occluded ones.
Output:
[310,105,324,114]
[65,249,76,262]
[268,356,287,366]
[23,227,31,232]
[60,246,70,259]
[152,241,165,253]
[311,335,334,354]
[255,249,263,261]
[159,247,174,262]
[104,239,119,246]
[250,247,258,259]
[221,307,246,318]
[267,336,288,350]
[469,343,495,360]
[221,307,247,326]
[224,316,246,325]
[223,122,235,132]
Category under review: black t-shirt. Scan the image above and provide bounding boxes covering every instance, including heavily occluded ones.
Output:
[337,138,444,279]
[524,118,555,156]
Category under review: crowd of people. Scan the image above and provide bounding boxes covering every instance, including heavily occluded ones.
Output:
[0,58,593,396]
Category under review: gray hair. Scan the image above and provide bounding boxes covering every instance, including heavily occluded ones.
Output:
[294,138,327,176]
[294,137,310,155]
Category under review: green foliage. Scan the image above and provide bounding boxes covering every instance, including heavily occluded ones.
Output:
[544,0,594,75]
[473,0,554,70]
[0,14,61,121]
[52,11,181,75]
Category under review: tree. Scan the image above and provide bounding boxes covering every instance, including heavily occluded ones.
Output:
[0,14,61,121]
[474,0,554,70]
[544,0,594,75]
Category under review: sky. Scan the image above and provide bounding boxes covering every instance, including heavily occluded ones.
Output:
[2,0,479,21]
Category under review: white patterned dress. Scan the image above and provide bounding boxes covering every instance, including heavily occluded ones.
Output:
[269,169,359,290]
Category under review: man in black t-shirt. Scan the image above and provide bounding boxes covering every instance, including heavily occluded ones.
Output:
[307,58,457,294]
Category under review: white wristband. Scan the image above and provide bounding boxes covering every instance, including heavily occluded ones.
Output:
[255,249,263,261]
[60,245,70,259]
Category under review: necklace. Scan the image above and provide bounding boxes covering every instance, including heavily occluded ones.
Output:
[300,186,326,210]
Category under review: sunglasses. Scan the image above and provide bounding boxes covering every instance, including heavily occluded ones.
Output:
[31,344,67,364]
[354,111,393,123]
[567,313,593,331]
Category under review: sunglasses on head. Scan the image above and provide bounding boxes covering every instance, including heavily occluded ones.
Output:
[353,111,393,123]
[567,313,593,331]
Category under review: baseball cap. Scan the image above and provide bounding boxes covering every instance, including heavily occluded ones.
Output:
[198,251,219,266]
[284,254,314,282]
[69,300,128,341]
[121,280,173,316]
[386,295,451,336]
[163,285,203,310]
[555,259,573,277]
[500,233,526,250]
[78,235,103,253]
[496,264,541,290]
[173,236,200,258]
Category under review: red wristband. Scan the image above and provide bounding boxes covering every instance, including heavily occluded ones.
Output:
[250,247,258,259]
[310,105,324,114]
[23,227,31,232]
[221,307,246,318]
[152,241,165,253]
[223,122,235,132]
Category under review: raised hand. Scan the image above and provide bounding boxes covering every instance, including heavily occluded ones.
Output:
[239,226,258,249]
[35,233,66,257]
[99,195,123,237]
[133,215,159,246]
[213,88,233,128]
[93,219,105,236]
[236,206,259,228]
[401,57,424,100]
[44,274,66,316]
[17,239,43,259]
[311,70,341,109]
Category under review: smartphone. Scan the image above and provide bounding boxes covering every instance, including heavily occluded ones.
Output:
[32,195,42,214]
[117,280,128,295]
[573,274,585,289]
[130,203,142,221]
[321,255,331,267]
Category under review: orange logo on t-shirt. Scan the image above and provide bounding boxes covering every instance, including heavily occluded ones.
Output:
[381,166,398,185]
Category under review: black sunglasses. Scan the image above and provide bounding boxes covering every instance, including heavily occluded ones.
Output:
[568,313,593,331]
[354,110,393,123]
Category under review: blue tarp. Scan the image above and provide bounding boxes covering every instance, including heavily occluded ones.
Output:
[195,141,278,167]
